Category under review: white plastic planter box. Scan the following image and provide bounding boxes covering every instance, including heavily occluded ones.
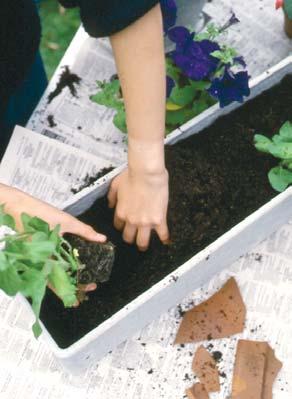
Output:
[35,57,292,374]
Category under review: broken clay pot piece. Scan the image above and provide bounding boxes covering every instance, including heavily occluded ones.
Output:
[231,340,282,399]
[192,345,220,393]
[175,277,246,344]
[186,383,210,399]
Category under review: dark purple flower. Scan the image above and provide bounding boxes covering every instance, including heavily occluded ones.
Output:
[168,26,220,80]
[233,56,247,68]
[220,12,240,32]
[207,68,250,107]
[166,76,175,97]
[160,0,178,34]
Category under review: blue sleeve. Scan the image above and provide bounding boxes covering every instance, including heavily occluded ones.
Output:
[60,0,160,38]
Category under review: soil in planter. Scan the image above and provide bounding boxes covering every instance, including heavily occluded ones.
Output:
[40,75,292,349]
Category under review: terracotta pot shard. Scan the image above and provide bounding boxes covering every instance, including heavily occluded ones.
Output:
[175,277,246,344]
[192,345,220,393]
[186,383,210,399]
[231,340,282,399]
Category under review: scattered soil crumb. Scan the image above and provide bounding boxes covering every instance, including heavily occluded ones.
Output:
[47,114,57,128]
[48,66,81,104]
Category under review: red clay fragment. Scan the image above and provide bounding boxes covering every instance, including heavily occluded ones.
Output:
[186,383,209,399]
[231,340,282,399]
[192,345,220,393]
[175,278,246,344]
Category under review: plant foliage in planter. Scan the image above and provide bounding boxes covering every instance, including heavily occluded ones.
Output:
[254,121,292,192]
[0,208,80,337]
[0,207,116,339]
[90,3,250,135]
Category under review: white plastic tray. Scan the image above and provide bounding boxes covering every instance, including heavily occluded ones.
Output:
[37,57,292,374]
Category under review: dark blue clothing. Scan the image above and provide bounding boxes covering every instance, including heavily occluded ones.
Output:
[0,0,159,155]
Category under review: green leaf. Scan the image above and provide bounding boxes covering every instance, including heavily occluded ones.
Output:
[91,80,123,112]
[169,85,196,107]
[189,80,211,91]
[254,134,273,153]
[285,0,292,19]
[211,47,237,65]
[196,23,221,41]
[279,121,292,142]
[192,100,209,115]
[21,214,50,235]
[269,142,292,160]
[0,252,10,271]
[268,166,292,192]
[49,225,62,249]
[166,58,180,82]
[166,107,198,127]
[48,263,77,307]
[113,110,127,133]
[0,266,23,296]
[20,268,47,338]
[0,205,15,229]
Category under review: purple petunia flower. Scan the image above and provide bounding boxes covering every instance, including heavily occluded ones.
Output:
[166,76,175,97]
[168,27,220,81]
[160,0,178,34]
[219,12,240,32]
[207,68,250,107]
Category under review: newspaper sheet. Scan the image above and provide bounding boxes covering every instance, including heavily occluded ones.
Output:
[0,0,292,398]
[0,126,112,207]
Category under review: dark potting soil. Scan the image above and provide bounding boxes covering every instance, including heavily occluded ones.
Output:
[40,75,292,349]
[47,66,81,104]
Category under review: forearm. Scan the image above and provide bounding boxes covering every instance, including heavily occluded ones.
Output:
[110,4,166,176]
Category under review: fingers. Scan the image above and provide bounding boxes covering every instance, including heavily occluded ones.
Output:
[108,181,118,209]
[61,217,107,243]
[155,222,170,244]
[136,226,151,252]
[123,223,137,245]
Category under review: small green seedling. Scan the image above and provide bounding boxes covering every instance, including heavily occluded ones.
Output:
[0,206,80,337]
[254,121,292,192]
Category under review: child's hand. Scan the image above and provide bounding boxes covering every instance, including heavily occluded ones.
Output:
[0,183,106,242]
[108,167,169,251]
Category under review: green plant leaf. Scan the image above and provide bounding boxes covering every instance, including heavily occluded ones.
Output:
[48,262,77,307]
[91,80,123,112]
[211,47,237,65]
[166,58,180,82]
[268,166,292,192]
[0,205,15,229]
[0,266,23,296]
[21,214,50,235]
[20,268,47,338]
[189,80,211,91]
[279,121,292,142]
[169,85,196,107]
[113,110,127,133]
[254,134,273,153]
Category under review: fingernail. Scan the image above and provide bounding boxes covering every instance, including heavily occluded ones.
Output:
[86,283,97,292]
[91,233,107,243]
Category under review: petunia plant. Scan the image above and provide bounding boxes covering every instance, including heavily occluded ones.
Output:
[276,0,292,19]
[91,2,250,134]
[0,206,81,338]
[254,121,292,192]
